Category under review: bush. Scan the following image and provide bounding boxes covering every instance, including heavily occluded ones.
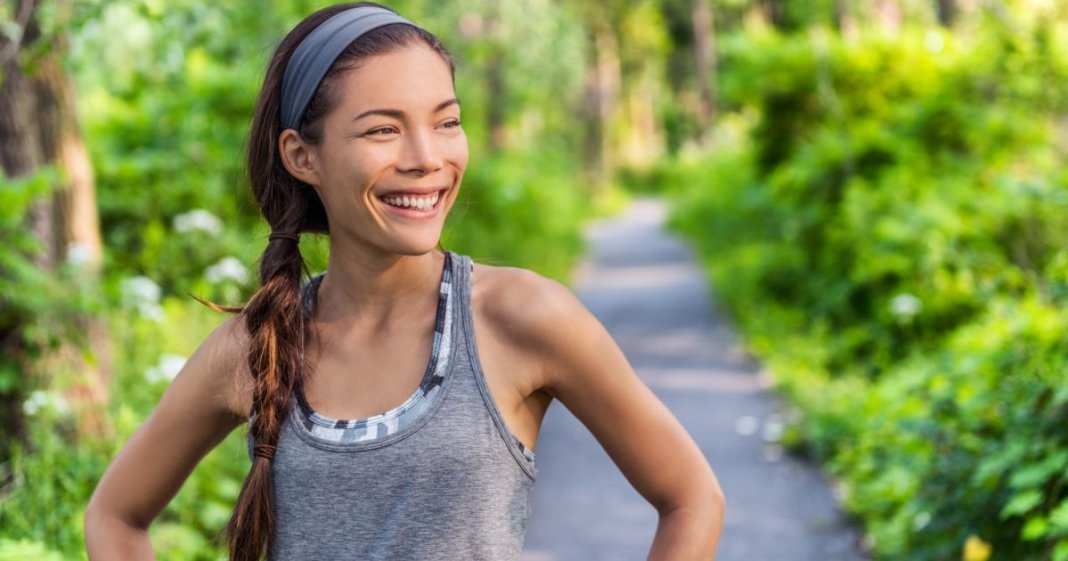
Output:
[668,19,1068,560]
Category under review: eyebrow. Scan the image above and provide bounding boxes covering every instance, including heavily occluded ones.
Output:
[352,98,460,122]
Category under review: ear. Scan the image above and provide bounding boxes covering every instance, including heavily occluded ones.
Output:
[278,129,321,187]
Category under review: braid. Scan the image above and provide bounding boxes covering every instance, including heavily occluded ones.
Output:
[225,233,308,561]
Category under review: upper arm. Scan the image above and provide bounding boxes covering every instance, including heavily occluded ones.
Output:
[503,271,721,512]
[87,316,252,528]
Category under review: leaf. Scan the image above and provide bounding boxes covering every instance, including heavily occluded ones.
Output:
[1050,499,1068,533]
[1022,516,1049,541]
[1009,451,1068,490]
[1053,540,1068,561]
[1001,490,1043,519]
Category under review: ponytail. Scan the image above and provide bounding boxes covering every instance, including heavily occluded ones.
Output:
[224,233,307,560]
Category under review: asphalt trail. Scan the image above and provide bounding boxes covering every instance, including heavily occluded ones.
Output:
[519,197,867,561]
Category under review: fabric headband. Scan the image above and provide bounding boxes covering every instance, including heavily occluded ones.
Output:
[280,6,415,130]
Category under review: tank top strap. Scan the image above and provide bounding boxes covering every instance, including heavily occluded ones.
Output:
[451,252,538,479]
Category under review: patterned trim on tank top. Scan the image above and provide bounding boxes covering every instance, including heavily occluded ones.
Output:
[293,252,454,444]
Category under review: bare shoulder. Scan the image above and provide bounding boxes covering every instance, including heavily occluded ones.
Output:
[188,314,255,419]
[470,263,583,342]
[470,262,595,392]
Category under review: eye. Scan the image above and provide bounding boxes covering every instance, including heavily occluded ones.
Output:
[366,126,399,136]
[442,119,462,129]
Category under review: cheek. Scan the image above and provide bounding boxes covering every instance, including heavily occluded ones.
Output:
[445,134,469,169]
[325,146,388,187]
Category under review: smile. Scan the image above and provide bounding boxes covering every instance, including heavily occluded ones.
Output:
[379,190,443,212]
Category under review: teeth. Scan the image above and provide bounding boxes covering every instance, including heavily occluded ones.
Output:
[382,192,440,210]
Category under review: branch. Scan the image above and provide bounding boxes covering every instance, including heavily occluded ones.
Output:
[0,0,37,68]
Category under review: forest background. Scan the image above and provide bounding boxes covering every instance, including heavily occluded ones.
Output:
[1,0,1066,559]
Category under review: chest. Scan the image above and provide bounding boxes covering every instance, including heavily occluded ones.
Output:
[302,317,438,420]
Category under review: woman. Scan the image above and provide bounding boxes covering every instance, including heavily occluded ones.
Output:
[84,3,724,560]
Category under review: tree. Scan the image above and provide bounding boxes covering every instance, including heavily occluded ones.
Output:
[691,0,717,131]
[0,0,109,448]
[935,0,956,27]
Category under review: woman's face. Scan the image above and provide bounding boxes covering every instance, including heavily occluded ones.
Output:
[293,42,467,257]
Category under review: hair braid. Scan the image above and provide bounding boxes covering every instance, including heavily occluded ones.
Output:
[225,232,308,560]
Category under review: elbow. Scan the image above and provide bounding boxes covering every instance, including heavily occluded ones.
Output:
[705,465,726,519]
[710,480,726,528]
[692,475,725,530]
[654,471,726,529]
[686,470,728,534]
[84,492,151,548]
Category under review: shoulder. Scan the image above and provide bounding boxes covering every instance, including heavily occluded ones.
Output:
[470,261,576,310]
[470,262,583,337]
[469,261,600,391]
[186,315,255,419]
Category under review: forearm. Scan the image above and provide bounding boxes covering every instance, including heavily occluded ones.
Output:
[84,509,157,561]
[646,497,725,561]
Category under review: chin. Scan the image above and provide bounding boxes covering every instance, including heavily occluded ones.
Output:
[388,236,445,257]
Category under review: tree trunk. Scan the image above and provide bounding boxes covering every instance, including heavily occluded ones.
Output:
[0,0,110,444]
[935,0,956,27]
[582,24,620,193]
[0,14,44,450]
[691,0,717,133]
[877,0,902,34]
[835,0,859,38]
[619,73,662,168]
[763,0,785,28]
[484,0,507,152]
[32,42,104,271]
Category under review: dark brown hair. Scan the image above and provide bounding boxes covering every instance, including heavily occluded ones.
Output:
[218,4,453,559]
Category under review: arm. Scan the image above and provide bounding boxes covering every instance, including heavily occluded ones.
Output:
[84,317,251,559]
[507,272,725,560]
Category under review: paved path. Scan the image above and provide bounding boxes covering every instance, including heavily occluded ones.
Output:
[519,198,867,561]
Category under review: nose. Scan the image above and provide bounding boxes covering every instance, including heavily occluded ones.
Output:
[398,128,443,176]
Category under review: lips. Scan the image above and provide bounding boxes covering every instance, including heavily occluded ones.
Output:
[375,185,446,196]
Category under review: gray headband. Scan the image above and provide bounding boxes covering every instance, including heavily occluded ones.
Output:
[280,6,415,130]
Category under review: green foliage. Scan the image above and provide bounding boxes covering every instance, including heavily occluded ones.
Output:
[668,17,1068,560]
[0,167,106,455]
[443,146,586,280]
[827,298,1068,559]
[0,539,66,561]
[0,300,249,560]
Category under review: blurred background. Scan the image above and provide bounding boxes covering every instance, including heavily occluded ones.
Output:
[1,0,1066,559]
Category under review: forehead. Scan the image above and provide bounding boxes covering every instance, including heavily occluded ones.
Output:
[335,43,455,110]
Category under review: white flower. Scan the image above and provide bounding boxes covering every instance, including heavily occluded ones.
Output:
[122,276,161,305]
[761,414,784,443]
[146,354,187,383]
[140,303,165,321]
[121,276,164,321]
[65,242,92,267]
[204,257,248,284]
[173,209,223,235]
[890,293,923,319]
[734,415,759,436]
[913,511,932,531]
[22,390,70,417]
[924,31,944,53]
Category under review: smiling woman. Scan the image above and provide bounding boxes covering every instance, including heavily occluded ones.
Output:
[83,3,724,561]
[279,41,467,257]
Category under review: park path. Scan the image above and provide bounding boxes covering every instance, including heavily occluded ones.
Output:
[518,197,867,561]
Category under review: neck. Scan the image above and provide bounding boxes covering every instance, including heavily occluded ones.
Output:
[313,242,445,328]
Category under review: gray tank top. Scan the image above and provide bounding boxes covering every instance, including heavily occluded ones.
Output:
[266,251,538,560]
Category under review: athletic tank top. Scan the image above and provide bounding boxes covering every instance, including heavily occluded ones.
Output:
[263,250,538,560]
